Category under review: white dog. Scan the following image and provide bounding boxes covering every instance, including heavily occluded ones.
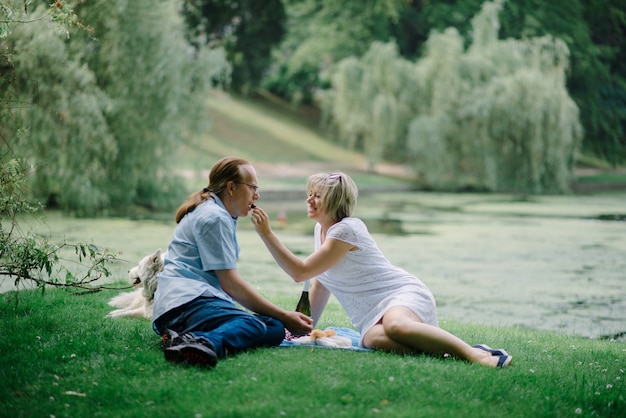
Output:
[107,249,164,319]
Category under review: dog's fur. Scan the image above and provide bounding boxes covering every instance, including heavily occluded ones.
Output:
[107,249,164,319]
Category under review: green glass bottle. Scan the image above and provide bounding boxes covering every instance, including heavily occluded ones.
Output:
[295,280,311,316]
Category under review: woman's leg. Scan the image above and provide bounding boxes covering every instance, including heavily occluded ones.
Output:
[364,306,506,368]
[362,323,415,354]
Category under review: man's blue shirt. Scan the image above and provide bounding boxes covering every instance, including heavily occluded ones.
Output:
[152,194,239,323]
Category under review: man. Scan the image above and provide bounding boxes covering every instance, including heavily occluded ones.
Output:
[152,157,312,368]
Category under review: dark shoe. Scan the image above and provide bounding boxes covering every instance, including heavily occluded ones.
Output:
[497,354,513,368]
[161,329,218,368]
[161,328,194,350]
[473,344,509,357]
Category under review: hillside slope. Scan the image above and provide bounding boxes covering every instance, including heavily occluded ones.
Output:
[176,91,626,194]
[178,91,414,188]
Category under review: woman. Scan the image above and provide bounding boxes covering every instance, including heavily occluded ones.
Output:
[152,157,312,368]
[252,172,511,368]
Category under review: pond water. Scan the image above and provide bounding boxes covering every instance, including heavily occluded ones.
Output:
[4,191,625,341]
[248,191,626,341]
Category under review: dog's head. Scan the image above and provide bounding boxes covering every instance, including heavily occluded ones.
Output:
[128,249,164,300]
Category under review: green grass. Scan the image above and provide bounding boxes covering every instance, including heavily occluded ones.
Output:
[178,91,366,171]
[1,288,624,417]
[3,93,625,417]
[175,92,415,193]
[575,173,626,184]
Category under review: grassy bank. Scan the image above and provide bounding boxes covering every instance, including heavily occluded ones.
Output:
[2,93,625,417]
[1,288,624,418]
[2,190,625,416]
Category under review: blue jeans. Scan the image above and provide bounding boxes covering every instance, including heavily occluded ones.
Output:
[154,297,285,358]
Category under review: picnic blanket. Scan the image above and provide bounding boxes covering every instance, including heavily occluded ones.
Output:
[280,327,370,351]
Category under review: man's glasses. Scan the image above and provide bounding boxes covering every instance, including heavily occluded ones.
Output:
[238,182,259,193]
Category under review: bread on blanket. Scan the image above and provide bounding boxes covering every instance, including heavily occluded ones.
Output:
[293,328,352,348]
[310,329,337,339]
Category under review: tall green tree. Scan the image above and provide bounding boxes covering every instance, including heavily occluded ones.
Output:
[1,1,122,294]
[329,42,409,169]
[264,0,408,105]
[6,5,116,214]
[496,0,625,164]
[393,0,626,164]
[581,0,626,163]
[182,0,285,94]
[2,0,230,215]
[267,0,624,165]
[326,0,582,193]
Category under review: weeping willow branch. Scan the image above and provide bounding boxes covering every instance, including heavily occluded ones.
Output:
[325,0,582,194]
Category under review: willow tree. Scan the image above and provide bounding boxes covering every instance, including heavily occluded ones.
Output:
[326,0,582,193]
[5,4,116,214]
[330,42,408,169]
[265,0,409,105]
[408,0,582,193]
[0,1,123,294]
[3,0,230,215]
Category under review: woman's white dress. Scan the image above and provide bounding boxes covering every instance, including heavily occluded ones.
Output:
[314,217,438,344]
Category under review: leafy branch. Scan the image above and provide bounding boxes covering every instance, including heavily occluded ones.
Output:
[0,1,93,38]
[0,237,124,291]
[0,157,127,297]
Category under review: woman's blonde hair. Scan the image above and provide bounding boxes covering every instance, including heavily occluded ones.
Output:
[307,172,358,222]
[175,156,250,223]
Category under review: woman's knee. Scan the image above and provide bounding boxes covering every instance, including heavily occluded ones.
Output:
[363,325,413,354]
[382,307,421,339]
[363,325,393,350]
